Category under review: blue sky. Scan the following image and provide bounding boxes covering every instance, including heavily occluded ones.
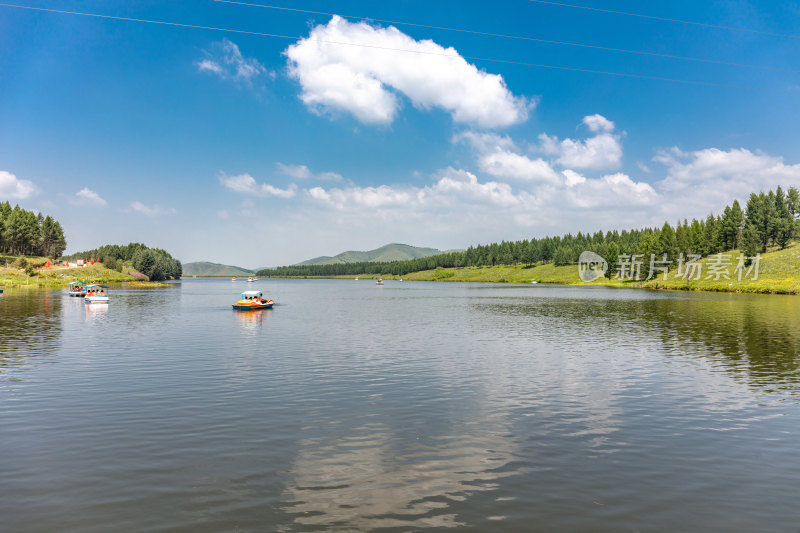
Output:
[1,0,799,268]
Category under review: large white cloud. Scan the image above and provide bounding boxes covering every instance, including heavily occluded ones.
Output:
[0,170,38,199]
[285,16,529,127]
[211,119,800,266]
[654,146,800,217]
[538,114,623,170]
[196,39,271,84]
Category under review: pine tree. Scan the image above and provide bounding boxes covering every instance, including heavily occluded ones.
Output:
[657,222,678,263]
[729,200,744,249]
[742,221,761,260]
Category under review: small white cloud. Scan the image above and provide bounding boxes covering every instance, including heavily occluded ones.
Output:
[219,173,258,194]
[453,131,517,153]
[307,184,413,209]
[196,39,270,84]
[74,188,107,206]
[219,172,297,198]
[0,170,38,199]
[582,114,615,133]
[276,163,312,180]
[455,131,558,183]
[276,163,343,182]
[285,16,529,127]
[261,183,298,199]
[130,201,176,217]
[537,114,622,170]
[196,59,223,76]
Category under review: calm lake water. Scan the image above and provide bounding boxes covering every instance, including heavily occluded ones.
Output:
[1,279,799,532]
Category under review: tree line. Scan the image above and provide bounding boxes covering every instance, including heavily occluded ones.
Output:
[65,242,182,281]
[257,186,800,278]
[0,201,67,258]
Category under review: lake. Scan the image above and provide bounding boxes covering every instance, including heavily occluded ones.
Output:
[1,279,799,532]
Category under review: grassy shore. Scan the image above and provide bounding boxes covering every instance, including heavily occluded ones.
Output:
[400,242,800,294]
[0,255,168,289]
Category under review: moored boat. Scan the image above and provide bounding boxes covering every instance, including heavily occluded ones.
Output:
[84,284,110,304]
[68,281,86,297]
[232,290,274,310]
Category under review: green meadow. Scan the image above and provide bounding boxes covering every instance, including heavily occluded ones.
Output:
[401,242,800,294]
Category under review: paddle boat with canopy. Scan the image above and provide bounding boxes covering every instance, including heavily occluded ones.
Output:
[84,284,110,304]
[68,281,87,297]
[232,290,273,310]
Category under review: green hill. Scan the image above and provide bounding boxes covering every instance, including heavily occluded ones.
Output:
[182,262,254,277]
[296,243,446,265]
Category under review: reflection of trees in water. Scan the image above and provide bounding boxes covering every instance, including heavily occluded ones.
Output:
[281,422,515,530]
[0,290,63,379]
[639,295,800,393]
[479,292,800,395]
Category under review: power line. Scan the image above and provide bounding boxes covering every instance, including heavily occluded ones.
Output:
[211,0,800,74]
[0,2,298,39]
[527,0,800,40]
[0,2,797,95]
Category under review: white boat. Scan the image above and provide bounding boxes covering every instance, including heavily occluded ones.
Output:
[247,277,258,282]
[84,284,110,304]
[232,277,237,281]
[376,278,384,285]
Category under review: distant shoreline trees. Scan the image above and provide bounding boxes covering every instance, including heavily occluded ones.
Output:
[256,186,799,278]
[65,242,182,281]
[0,201,67,258]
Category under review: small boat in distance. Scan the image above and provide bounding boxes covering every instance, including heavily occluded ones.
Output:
[247,277,257,282]
[232,277,237,281]
[232,290,274,310]
[84,284,110,304]
[68,281,87,297]
[354,277,359,281]
[376,278,384,285]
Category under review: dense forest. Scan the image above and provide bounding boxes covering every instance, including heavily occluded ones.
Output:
[257,186,800,278]
[65,242,182,281]
[0,201,67,258]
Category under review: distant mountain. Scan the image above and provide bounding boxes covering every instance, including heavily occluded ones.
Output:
[182,262,254,277]
[296,243,447,266]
